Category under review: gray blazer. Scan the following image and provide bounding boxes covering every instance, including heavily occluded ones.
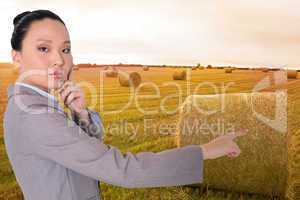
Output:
[3,84,204,200]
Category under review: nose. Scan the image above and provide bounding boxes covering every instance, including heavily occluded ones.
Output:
[52,51,65,67]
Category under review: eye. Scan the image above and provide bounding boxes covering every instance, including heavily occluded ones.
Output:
[38,46,49,53]
[62,48,71,54]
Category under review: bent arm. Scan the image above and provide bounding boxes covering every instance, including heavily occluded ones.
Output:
[72,108,105,140]
[21,105,204,188]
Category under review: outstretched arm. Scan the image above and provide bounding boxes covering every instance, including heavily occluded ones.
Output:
[20,104,204,189]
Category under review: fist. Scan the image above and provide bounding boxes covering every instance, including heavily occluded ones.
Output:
[57,81,87,115]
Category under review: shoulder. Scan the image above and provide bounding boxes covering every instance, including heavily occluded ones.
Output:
[7,84,62,116]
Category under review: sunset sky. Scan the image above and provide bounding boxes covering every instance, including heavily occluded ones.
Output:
[0,0,299,68]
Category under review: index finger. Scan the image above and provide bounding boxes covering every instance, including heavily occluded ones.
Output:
[233,129,248,138]
[228,129,248,140]
[58,81,74,93]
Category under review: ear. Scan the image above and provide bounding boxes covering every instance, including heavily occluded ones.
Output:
[11,49,22,69]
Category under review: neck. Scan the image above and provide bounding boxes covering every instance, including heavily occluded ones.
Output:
[17,80,50,93]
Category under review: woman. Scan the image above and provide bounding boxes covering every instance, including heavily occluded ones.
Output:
[4,10,246,200]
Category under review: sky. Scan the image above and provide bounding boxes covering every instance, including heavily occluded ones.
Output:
[0,0,299,68]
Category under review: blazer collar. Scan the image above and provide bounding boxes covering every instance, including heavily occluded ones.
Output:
[14,82,58,102]
[7,83,61,110]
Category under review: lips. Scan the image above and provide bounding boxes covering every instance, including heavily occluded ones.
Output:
[53,71,60,75]
[49,71,63,79]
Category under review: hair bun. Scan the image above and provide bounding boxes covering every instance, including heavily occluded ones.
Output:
[13,11,31,26]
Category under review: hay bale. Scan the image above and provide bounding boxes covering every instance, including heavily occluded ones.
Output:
[192,66,197,70]
[286,129,300,200]
[225,68,233,73]
[198,66,205,70]
[287,70,297,79]
[105,70,118,77]
[104,66,118,77]
[104,66,116,71]
[142,66,149,71]
[176,92,298,198]
[172,71,187,80]
[118,72,142,87]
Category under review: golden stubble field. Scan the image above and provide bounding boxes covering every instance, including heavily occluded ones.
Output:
[0,64,299,200]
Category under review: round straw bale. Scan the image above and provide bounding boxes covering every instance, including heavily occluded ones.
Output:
[173,71,187,80]
[105,70,118,77]
[287,70,297,79]
[286,129,300,200]
[142,66,149,71]
[118,72,142,87]
[225,68,233,73]
[176,92,298,199]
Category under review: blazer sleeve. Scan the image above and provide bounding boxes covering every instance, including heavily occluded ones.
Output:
[20,105,204,188]
[72,108,105,140]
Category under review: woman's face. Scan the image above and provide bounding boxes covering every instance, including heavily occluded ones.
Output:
[11,18,73,91]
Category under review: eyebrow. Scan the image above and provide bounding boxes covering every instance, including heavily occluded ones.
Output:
[36,39,71,44]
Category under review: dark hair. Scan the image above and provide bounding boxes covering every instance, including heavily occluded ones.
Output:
[11,9,66,51]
